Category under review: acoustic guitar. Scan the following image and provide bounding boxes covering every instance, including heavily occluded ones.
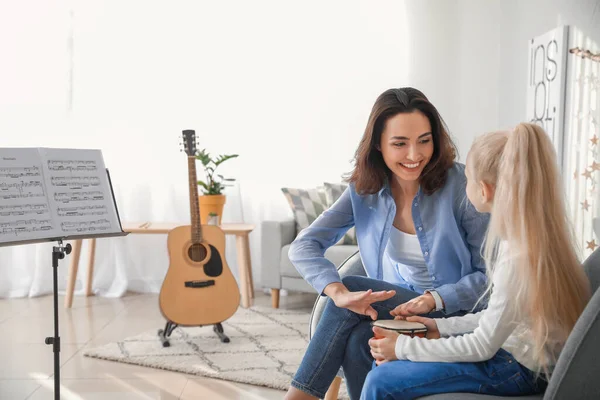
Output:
[158,130,240,341]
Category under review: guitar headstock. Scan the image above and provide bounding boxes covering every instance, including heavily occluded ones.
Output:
[182,130,197,156]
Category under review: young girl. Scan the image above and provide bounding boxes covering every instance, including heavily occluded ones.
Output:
[363,123,591,399]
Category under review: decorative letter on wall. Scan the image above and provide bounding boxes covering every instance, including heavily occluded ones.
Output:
[526,25,569,170]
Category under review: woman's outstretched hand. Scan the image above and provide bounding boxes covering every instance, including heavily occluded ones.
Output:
[325,283,396,320]
[390,293,435,317]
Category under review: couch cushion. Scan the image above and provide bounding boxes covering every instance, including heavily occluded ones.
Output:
[281,185,346,245]
[281,276,315,293]
[543,273,600,399]
[324,182,357,245]
[281,186,328,233]
[280,244,359,278]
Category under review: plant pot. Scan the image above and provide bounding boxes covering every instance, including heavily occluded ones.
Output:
[198,194,226,225]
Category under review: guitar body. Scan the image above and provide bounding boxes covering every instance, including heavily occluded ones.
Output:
[159,224,240,326]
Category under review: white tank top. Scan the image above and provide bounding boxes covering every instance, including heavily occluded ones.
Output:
[383,225,432,290]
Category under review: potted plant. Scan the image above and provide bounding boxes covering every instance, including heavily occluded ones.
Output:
[195,149,239,225]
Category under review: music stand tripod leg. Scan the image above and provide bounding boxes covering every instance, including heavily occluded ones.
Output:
[45,240,72,400]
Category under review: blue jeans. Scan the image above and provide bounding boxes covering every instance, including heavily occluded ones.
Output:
[360,348,547,399]
[291,275,457,399]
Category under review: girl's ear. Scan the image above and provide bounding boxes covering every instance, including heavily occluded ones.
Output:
[480,181,495,205]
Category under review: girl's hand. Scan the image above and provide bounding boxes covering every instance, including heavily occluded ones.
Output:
[405,316,441,339]
[389,293,435,317]
[368,327,399,366]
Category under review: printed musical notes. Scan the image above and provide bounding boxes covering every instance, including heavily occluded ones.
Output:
[47,160,97,172]
[0,148,56,242]
[40,148,120,238]
[0,148,122,245]
[61,219,111,233]
[57,205,107,217]
[0,203,49,216]
[0,166,41,178]
[1,218,53,236]
[54,191,104,203]
[0,180,45,200]
[0,167,45,200]
[50,176,101,189]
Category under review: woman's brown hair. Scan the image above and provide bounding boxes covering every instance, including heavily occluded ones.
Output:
[347,87,457,195]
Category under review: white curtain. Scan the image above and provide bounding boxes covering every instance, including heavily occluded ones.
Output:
[0,0,72,297]
[0,0,410,298]
[564,28,600,260]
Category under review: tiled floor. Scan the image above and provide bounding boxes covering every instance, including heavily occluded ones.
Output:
[0,290,317,399]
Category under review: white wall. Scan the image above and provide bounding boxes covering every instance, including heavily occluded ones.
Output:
[409,0,600,162]
[401,0,503,162]
[73,0,412,293]
[408,0,600,161]
[497,0,600,128]
[403,1,465,158]
[0,0,412,297]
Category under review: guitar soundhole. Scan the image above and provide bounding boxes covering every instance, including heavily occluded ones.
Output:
[188,243,208,262]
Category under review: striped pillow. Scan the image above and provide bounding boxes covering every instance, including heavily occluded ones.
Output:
[281,186,329,234]
[324,182,357,245]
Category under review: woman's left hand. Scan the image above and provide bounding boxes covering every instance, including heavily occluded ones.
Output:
[369,327,399,366]
[390,293,435,318]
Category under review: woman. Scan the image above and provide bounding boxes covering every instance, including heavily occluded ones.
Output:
[284,87,490,400]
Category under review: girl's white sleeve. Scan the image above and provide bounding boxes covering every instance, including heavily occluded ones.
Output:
[395,267,518,362]
[435,311,483,337]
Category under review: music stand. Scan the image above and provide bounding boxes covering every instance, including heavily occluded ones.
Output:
[0,148,128,400]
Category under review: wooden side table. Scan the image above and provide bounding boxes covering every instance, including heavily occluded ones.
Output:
[64,222,256,309]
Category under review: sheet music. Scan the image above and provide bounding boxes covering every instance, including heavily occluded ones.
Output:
[0,147,122,245]
[39,148,121,237]
[0,148,60,241]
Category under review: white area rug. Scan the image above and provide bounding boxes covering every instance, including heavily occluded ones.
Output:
[83,306,349,398]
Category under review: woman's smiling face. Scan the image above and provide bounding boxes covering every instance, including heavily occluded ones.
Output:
[379,111,434,183]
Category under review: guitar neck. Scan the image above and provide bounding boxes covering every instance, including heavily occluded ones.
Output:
[187,156,203,242]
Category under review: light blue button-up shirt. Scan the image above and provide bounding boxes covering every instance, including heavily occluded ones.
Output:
[288,163,490,315]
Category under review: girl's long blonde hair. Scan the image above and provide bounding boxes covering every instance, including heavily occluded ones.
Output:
[468,123,591,375]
